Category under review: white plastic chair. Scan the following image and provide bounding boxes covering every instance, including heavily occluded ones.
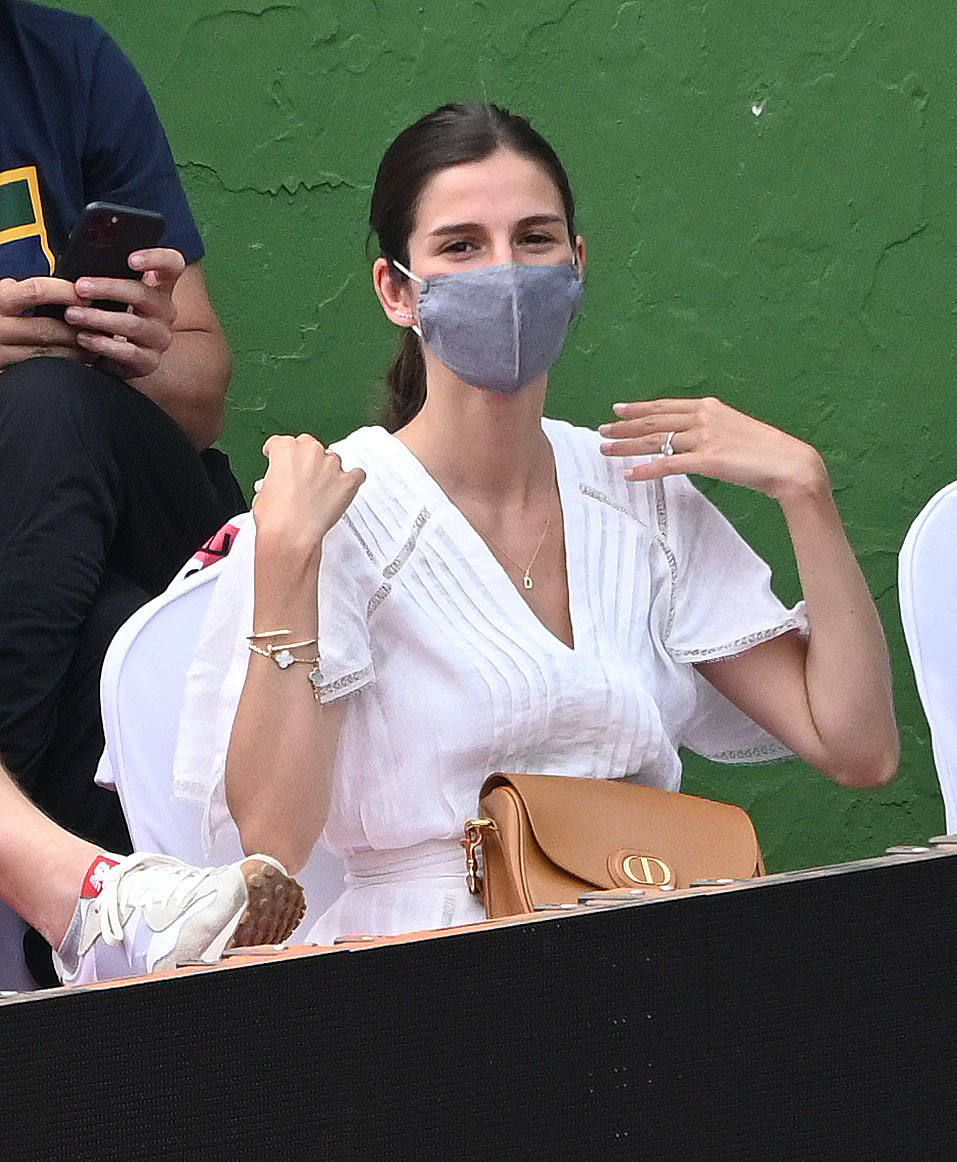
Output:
[95,554,345,940]
[899,480,957,832]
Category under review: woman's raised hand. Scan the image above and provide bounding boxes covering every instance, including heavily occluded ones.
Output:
[252,433,365,555]
[598,396,828,503]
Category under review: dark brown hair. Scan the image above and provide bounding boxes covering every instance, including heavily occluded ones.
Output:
[369,103,576,431]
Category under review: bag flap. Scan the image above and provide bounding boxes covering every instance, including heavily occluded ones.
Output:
[480,773,761,888]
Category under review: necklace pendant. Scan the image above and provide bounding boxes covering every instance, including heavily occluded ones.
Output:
[523,573,534,590]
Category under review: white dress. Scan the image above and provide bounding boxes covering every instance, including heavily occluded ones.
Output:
[174,419,806,944]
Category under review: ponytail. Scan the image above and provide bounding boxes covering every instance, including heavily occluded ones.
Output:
[382,329,427,432]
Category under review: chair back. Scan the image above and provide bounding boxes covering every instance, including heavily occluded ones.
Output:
[96,555,345,937]
[899,480,957,831]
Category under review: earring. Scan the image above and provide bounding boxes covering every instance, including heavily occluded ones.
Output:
[395,311,417,321]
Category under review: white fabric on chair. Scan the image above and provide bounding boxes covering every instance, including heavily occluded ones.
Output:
[899,480,957,831]
[96,550,345,938]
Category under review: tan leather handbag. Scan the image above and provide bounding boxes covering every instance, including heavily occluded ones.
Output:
[462,773,766,919]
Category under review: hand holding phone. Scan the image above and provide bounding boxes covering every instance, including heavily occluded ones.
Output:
[37,202,166,320]
[46,202,188,381]
[2,201,191,383]
[0,276,86,370]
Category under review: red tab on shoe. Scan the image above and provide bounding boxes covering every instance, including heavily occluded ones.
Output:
[80,855,120,899]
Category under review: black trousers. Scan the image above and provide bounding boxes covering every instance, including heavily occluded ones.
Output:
[0,357,241,855]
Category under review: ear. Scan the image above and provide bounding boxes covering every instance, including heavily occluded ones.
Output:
[574,235,587,275]
[373,257,418,326]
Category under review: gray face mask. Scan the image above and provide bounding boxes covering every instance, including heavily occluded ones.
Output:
[392,259,583,394]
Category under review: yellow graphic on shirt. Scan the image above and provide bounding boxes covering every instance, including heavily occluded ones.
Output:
[0,166,55,273]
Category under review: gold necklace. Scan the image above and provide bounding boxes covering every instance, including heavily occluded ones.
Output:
[480,510,553,591]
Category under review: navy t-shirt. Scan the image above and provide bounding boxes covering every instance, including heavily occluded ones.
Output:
[0,0,204,280]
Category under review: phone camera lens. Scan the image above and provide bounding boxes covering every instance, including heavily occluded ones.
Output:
[85,211,116,245]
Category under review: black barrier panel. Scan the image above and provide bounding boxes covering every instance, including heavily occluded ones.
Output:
[2,855,956,1159]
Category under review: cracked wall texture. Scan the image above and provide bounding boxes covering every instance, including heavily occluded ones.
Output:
[63,0,957,871]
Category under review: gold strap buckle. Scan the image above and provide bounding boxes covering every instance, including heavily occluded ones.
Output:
[461,818,495,895]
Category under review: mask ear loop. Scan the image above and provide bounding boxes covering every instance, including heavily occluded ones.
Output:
[390,258,424,337]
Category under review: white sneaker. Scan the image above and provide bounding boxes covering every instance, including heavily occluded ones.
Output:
[54,853,306,986]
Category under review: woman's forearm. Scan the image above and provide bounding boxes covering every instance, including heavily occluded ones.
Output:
[225,435,365,872]
[777,463,898,785]
[225,535,344,873]
[599,395,895,771]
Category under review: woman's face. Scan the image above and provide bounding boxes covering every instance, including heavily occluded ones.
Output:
[406,146,580,278]
[374,145,584,332]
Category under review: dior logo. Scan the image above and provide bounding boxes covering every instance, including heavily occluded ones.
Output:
[608,850,675,888]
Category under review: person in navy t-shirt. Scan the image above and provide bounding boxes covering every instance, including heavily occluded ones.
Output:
[0,1,242,984]
[0,0,231,441]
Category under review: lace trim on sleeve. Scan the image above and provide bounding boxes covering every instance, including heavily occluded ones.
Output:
[319,663,375,703]
[707,740,792,763]
[670,616,806,662]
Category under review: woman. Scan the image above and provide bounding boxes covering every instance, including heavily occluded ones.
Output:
[176,103,897,944]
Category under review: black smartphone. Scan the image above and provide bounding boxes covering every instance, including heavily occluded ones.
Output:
[37,201,166,319]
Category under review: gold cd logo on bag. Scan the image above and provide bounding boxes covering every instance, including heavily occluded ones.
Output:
[608,850,675,888]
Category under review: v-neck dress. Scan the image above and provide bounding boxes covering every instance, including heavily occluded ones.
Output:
[174,419,806,944]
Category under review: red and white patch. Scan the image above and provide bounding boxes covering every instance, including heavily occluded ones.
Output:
[80,856,120,899]
[192,522,241,571]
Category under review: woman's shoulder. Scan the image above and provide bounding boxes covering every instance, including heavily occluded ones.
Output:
[326,425,428,566]
[545,416,719,544]
[328,424,390,468]
[544,416,663,528]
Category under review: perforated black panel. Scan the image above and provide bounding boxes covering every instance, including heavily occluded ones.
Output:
[2,855,955,1159]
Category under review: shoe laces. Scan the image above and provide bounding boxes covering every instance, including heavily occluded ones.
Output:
[97,853,226,948]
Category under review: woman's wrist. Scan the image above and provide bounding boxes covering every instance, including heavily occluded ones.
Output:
[254,522,324,571]
[769,446,832,509]
[253,538,322,625]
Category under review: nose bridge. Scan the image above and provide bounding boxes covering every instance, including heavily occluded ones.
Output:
[473,221,509,266]
[489,238,513,266]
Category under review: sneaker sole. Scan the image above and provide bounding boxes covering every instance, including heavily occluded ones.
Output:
[227,859,307,948]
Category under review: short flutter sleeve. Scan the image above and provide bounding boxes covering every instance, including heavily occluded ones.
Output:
[657,474,808,763]
[315,518,376,701]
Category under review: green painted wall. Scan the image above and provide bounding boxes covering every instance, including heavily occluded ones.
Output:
[63,0,954,871]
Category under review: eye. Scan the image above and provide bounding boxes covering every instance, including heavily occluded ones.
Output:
[442,239,479,254]
[520,232,558,247]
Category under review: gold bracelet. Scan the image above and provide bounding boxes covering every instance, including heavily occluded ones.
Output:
[246,629,323,700]
[247,639,318,669]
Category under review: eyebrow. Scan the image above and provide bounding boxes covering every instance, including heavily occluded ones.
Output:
[427,214,566,238]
